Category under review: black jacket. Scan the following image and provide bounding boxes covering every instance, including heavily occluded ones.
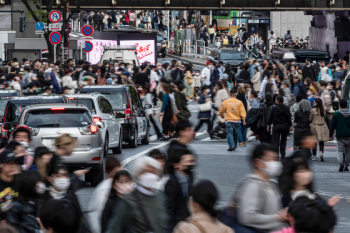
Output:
[302,65,316,82]
[93,13,100,22]
[171,68,183,84]
[268,105,292,127]
[294,110,311,130]
[101,196,121,233]
[167,140,188,159]
[135,72,149,89]
[7,201,40,233]
[164,174,191,230]
[238,70,251,85]
[210,68,220,84]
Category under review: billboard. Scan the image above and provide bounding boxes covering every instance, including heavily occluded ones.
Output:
[120,40,155,65]
[88,39,117,65]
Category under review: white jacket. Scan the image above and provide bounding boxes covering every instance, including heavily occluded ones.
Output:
[201,67,211,85]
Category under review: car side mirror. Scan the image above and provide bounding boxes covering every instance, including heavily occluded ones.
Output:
[144,104,152,109]
[3,122,12,131]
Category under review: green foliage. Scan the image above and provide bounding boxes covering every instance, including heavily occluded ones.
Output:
[25,9,48,23]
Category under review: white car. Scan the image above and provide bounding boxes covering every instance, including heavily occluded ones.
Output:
[66,93,123,156]
[100,45,140,66]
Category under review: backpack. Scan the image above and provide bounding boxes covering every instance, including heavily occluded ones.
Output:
[142,16,148,23]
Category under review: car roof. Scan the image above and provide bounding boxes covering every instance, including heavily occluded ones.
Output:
[23,103,89,111]
[10,95,67,100]
[219,49,242,53]
[80,85,130,89]
[65,93,105,99]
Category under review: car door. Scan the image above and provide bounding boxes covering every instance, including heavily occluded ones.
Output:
[104,98,119,145]
[97,97,111,140]
[136,92,147,137]
[129,87,143,137]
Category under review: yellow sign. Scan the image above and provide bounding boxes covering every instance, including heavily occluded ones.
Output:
[230,26,239,36]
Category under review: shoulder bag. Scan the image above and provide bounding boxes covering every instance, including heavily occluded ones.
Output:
[133,191,154,233]
[198,100,212,112]
[190,220,207,233]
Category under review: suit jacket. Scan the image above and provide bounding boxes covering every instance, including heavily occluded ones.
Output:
[164,174,191,230]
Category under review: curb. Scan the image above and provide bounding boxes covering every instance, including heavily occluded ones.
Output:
[166,54,207,66]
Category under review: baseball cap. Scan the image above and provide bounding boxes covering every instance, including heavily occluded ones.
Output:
[206,61,210,65]
[0,149,20,163]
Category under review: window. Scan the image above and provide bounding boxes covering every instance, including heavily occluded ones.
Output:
[70,99,96,114]
[99,98,111,114]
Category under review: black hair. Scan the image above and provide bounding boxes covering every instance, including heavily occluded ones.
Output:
[250,90,258,98]
[276,95,284,104]
[340,99,348,109]
[148,149,166,161]
[296,94,303,103]
[201,84,210,92]
[48,163,69,178]
[279,156,313,194]
[83,64,91,71]
[167,148,193,174]
[273,93,278,104]
[5,141,21,151]
[288,196,336,233]
[314,98,325,117]
[105,156,121,174]
[39,199,81,233]
[216,81,223,90]
[177,84,185,92]
[12,127,31,142]
[33,147,51,164]
[175,119,192,135]
[109,170,132,198]
[16,170,42,202]
[251,144,278,164]
[192,180,219,218]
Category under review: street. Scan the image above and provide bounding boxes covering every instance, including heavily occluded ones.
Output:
[76,98,350,233]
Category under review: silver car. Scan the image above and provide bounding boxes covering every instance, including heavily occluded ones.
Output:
[7,104,104,184]
[66,93,123,156]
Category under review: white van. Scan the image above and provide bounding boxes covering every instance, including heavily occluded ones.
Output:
[100,45,140,66]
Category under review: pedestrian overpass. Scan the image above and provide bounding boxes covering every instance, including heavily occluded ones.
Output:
[43,0,350,10]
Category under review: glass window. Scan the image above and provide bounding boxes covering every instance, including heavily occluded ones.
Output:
[220,52,243,60]
[24,110,92,128]
[0,99,9,115]
[70,99,96,114]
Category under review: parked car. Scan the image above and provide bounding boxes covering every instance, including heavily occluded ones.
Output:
[66,93,123,156]
[80,85,152,148]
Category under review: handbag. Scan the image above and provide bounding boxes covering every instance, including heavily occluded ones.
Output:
[198,100,212,112]
[133,192,154,233]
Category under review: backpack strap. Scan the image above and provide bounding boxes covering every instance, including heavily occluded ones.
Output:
[190,220,207,233]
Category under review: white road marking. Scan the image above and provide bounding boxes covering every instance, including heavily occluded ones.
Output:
[121,132,205,167]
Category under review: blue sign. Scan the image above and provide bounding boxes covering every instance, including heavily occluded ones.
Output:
[83,41,93,53]
[35,21,44,31]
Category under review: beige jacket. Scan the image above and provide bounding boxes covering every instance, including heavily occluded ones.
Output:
[173,212,234,233]
[252,72,261,91]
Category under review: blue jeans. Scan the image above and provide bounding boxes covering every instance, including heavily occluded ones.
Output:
[238,122,247,143]
[154,23,158,30]
[245,51,251,58]
[200,38,204,47]
[226,122,240,149]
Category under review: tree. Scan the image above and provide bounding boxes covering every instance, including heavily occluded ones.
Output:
[22,0,83,62]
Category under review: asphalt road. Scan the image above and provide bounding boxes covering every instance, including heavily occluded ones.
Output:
[75,58,350,233]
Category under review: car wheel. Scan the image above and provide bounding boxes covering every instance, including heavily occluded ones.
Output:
[128,129,138,148]
[112,130,123,154]
[91,164,104,186]
[103,134,109,157]
[141,127,150,145]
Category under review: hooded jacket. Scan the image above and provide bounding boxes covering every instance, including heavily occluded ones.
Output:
[330,109,350,139]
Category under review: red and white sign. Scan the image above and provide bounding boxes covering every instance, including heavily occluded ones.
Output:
[49,10,61,23]
[49,31,61,45]
[81,25,94,37]
[120,40,155,64]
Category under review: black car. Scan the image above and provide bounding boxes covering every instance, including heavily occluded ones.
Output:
[0,90,22,124]
[80,85,151,148]
[206,48,247,72]
[271,48,330,63]
[157,32,167,58]
[1,95,70,147]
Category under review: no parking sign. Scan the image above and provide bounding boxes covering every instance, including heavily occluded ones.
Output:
[49,10,61,23]
[83,41,93,53]
[49,31,61,45]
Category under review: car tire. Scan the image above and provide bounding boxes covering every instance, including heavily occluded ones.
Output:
[112,130,123,154]
[103,134,109,157]
[91,164,104,186]
[141,127,150,145]
[128,129,138,148]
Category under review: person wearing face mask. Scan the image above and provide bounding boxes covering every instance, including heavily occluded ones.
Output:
[7,170,43,233]
[201,61,212,86]
[302,58,316,83]
[292,74,307,99]
[174,180,233,233]
[232,144,285,232]
[101,170,133,233]
[306,87,315,107]
[267,96,292,159]
[165,149,196,230]
[106,156,167,233]
[193,70,202,100]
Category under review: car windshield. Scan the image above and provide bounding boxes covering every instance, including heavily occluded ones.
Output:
[4,98,66,124]
[70,99,96,114]
[157,34,164,42]
[80,89,127,109]
[24,109,92,128]
[220,52,243,60]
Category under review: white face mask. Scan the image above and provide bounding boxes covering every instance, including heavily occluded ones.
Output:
[307,91,311,96]
[53,178,71,191]
[271,78,275,82]
[36,182,46,194]
[336,67,340,71]
[18,141,28,149]
[138,172,159,189]
[196,73,200,76]
[117,183,134,194]
[262,160,282,177]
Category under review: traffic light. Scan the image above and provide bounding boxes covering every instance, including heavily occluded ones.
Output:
[19,16,26,32]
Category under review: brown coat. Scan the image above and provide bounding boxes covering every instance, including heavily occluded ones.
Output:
[173,212,234,233]
[309,108,329,142]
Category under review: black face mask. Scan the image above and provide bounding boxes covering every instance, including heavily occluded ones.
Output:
[184,165,194,176]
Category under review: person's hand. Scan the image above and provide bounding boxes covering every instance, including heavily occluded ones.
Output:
[276,208,288,222]
[328,195,340,207]
[75,68,80,72]
[205,98,210,102]
[243,120,246,126]
[215,110,219,114]
[150,113,154,117]
[290,126,293,131]
[74,169,90,177]
[177,110,181,113]
[159,112,163,116]
[267,125,270,132]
